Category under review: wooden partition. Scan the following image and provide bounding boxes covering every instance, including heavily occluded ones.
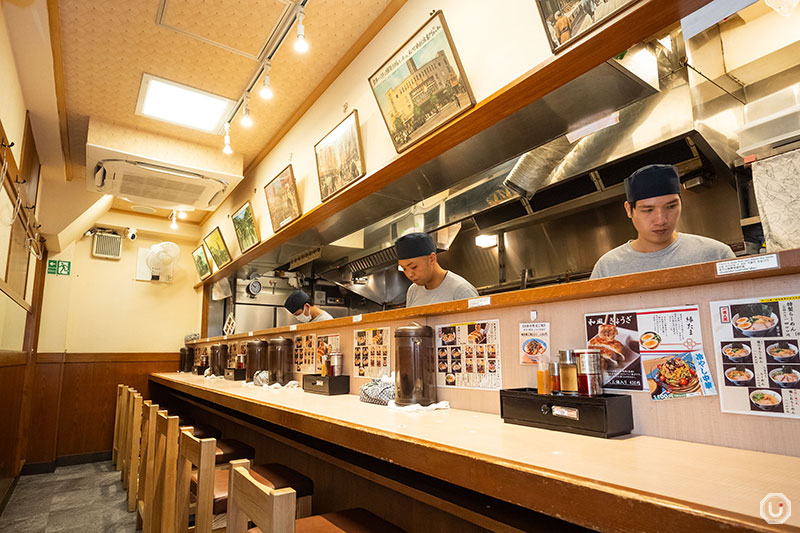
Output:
[24,353,179,472]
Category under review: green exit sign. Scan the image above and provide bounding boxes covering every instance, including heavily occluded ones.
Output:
[47,260,71,276]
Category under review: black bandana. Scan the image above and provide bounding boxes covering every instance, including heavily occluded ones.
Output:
[395,232,436,260]
[624,164,681,204]
[284,290,311,314]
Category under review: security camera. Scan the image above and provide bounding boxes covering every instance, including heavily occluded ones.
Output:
[127,228,137,240]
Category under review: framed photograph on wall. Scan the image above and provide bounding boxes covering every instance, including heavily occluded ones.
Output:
[192,245,212,280]
[231,200,260,253]
[315,110,366,201]
[535,0,636,52]
[264,164,302,232]
[202,227,232,269]
[368,10,474,153]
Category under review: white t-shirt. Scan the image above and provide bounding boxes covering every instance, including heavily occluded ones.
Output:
[311,309,333,322]
[406,271,479,307]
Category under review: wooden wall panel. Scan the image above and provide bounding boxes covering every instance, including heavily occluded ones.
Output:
[55,359,178,458]
[25,362,63,464]
[0,363,25,477]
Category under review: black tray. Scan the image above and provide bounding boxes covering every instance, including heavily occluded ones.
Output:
[224,368,246,381]
[500,388,633,438]
[303,374,350,395]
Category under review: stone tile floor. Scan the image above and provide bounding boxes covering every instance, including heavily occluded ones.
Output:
[0,462,136,532]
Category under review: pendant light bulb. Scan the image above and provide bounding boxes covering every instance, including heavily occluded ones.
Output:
[259,63,274,99]
[240,95,253,128]
[294,7,309,53]
[223,144,233,155]
[177,210,187,220]
[170,211,179,230]
[222,122,233,154]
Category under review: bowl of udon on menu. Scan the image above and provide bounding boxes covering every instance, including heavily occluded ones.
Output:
[749,389,782,410]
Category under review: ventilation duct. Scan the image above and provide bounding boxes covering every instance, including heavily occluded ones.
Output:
[92,232,123,259]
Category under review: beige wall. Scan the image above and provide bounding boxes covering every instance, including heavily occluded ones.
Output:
[38,233,202,353]
[200,0,554,257]
[0,5,25,164]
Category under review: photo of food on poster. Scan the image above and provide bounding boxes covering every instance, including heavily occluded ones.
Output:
[519,322,550,365]
[710,294,800,419]
[585,306,715,400]
[294,334,317,374]
[353,327,391,378]
[435,319,501,389]
[316,334,340,372]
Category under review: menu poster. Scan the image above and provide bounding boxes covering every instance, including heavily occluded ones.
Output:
[293,334,317,374]
[353,327,391,378]
[435,319,502,389]
[316,334,340,372]
[585,306,716,400]
[519,322,550,365]
[710,295,800,419]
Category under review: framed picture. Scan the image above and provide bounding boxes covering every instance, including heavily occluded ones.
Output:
[202,226,232,269]
[192,245,212,280]
[231,201,260,253]
[315,110,366,201]
[535,0,636,52]
[264,164,302,232]
[368,10,474,153]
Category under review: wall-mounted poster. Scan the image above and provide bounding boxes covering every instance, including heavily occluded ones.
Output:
[535,0,636,53]
[294,334,317,374]
[435,320,502,389]
[202,227,232,269]
[231,201,259,253]
[354,327,391,379]
[368,10,474,153]
[710,294,800,419]
[264,165,302,232]
[192,245,212,280]
[315,110,366,201]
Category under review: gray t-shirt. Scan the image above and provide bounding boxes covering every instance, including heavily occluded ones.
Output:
[406,271,479,307]
[590,233,735,279]
[311,309,333,322]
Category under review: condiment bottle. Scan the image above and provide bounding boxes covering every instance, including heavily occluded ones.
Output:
[559,350,578,395]
[549,361,561,393]
[576,349,603,396]
[537,360,551,395]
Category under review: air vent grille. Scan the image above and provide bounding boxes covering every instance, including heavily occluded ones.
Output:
[118,173,206,204]
[92,233,123,260]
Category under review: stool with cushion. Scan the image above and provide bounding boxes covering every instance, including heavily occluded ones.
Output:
[227,459,403,533]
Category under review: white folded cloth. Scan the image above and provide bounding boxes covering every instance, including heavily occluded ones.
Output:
[388,400,450,412]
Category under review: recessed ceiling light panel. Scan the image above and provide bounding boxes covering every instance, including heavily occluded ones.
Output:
[135,74,235,134]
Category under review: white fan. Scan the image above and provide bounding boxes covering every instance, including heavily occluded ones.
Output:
[145,242,181,282]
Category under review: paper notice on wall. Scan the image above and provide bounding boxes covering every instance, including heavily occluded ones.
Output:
[585,306,714,400]
[353,327,391,379]
[293,334,317,374]
[519,322,550,365]
[435,319,501,389]
[710,294,800,419]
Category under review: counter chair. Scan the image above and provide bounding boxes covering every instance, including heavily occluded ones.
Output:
[120,386,138,481]
[115,385,133,473]
[126,391,144,510]
[175,429,314,533]
[227,459,403,533]
[137,401,162,532]
[112,384,126,466]
[153,411,181,533]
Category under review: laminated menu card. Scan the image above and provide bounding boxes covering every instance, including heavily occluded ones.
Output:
[353,327,391,379]
[585,305,716,400]
[435,319,502,389]
[710,294,800,418]
[294,334,317,374]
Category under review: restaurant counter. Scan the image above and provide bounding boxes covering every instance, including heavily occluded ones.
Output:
[150,372,799,532]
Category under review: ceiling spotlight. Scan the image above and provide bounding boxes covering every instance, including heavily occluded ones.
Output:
[475,234,498,248]
[222,122,233,154]
[294,6,309,53]
[259,61,274,99]
[169,210,179,230]
[240,95,253,128]
[177,210,187,220]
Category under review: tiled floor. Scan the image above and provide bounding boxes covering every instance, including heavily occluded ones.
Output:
[0,462,136,533]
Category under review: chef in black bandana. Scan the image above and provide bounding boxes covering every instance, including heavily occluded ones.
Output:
[591,164,734,279]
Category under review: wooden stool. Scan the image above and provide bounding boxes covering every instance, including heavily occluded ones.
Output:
[153,411,180,533]
[126,391,144,509]
[112,384,126,466]
[175,430,314,532]
[137,402,162,532]
[120,386,137,480]
[116,385,133,473]
[227,459,403,533]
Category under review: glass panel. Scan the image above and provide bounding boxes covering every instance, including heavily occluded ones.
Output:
[0,290,26,351]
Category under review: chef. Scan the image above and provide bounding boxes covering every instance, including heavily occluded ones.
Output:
[590,164,735,279]
[396,232,479,307]
[283,290,333,323]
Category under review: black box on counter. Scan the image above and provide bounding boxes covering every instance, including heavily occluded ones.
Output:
[194,365,208,376]
[302,374,350,395]
[224,368,246,381]
[499,388,633,438]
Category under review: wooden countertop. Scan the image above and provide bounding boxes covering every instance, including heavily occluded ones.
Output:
[189,249,800,346]
[151,372,799,532]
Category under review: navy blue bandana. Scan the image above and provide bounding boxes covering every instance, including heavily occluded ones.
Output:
[624,164,681,204]
[395,232,436,260]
